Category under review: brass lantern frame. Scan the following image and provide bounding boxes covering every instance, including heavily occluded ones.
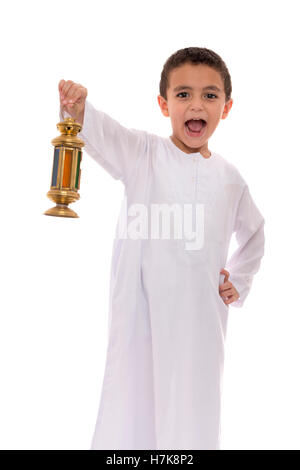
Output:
[44,117,84,218]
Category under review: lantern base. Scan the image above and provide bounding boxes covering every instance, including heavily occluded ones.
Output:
[44,189,80,218]
[44,204,79,218]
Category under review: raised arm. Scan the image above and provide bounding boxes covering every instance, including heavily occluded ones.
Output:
[58,80,148,187]
[225,184,265,308]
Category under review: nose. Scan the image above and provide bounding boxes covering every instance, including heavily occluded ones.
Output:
[190,97,205,111]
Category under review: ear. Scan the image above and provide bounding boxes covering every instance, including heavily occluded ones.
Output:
[157,95,170,117]
[221,98,233,119]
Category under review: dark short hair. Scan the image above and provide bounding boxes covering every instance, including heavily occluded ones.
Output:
[159,47,232,103]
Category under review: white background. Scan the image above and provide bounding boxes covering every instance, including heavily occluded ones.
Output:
[1,0,299,450]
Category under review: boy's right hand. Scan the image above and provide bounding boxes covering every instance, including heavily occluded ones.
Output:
[58,79,88,119]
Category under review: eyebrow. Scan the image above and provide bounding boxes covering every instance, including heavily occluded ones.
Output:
[173,85,222,93]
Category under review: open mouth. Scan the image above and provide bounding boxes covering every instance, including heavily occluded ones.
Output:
[184,119,207,137]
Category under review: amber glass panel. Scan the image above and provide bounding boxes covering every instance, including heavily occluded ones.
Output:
[62,149,72,188]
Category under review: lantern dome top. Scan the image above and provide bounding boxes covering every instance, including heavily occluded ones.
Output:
[56,117,82,136]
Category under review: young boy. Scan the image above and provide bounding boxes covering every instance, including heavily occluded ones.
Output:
[58,47,265,450]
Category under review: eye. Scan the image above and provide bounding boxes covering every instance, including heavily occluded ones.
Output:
[176,92,218,99]
[177,92,189,98]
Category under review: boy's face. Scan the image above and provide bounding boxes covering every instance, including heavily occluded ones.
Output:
[157,63,233,157]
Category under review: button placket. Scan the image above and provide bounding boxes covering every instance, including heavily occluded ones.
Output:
[180,159,207,257]
[197,166,218,209]
[192,158,199,201]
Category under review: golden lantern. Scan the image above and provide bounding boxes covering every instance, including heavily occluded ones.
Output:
[44,110,84,218]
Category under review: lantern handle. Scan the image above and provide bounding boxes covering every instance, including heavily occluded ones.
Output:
[61,103,80,122]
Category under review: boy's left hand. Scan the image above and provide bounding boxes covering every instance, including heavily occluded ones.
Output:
[219,269,240,305]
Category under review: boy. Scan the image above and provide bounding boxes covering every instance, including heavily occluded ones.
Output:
[58,47,265,450]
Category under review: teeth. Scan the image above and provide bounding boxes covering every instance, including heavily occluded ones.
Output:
[185,118,206,124]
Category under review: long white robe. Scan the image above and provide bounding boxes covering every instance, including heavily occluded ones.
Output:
[59,101,265,450]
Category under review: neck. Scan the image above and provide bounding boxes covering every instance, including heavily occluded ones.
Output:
[170,135,211,158]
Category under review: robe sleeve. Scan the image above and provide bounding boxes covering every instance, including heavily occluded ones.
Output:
[59,99,148,186]
[225,184,265,308]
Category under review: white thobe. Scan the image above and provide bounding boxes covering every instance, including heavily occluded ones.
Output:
[59,101,265,450]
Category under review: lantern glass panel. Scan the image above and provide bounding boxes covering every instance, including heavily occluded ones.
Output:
[62,148,73,188]
[51,147,60,187]
[75,150,82,189]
